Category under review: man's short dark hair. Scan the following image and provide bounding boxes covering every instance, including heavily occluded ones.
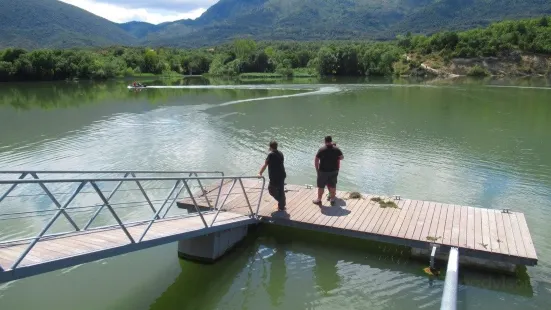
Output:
[269,141,278,150]
[324,136,332,143]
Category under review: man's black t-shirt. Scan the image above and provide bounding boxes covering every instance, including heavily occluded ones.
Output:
[266,150,286,182]
[316,145,343,172]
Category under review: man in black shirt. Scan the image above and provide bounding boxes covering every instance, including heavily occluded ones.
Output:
[313,136,343,205]
[259,140,287,211]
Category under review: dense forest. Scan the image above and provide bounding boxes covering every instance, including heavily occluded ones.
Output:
[1,17,550,82]
[2,0,551,49]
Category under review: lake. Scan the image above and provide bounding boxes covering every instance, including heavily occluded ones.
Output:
[0,77,550,309]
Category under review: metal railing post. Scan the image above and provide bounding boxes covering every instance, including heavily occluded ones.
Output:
[183,179,209,228]
[138,180,184,242]
[210,179,237,226]
[10,181,86,269]
[84,173,129,229]
[256,177,266,216]
[213,178,225,211]
[90,182,135,244]
[159,181,186,220]
[30,173,80,231]
[441,247,459,310]
[130,173,158,218]
[193,172,212,210]
[0,172,27,203]
[238,178,254,217]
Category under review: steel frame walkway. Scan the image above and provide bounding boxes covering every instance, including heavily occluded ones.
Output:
[0,171,264,282]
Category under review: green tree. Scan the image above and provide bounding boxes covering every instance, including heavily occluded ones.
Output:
[233,39,257,61]
[0,61,14,81]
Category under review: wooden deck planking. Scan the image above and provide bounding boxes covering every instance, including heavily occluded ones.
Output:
[315,192,352,227]
[466,207,475,249]
[394,200,418,238]
[487,209,502,253]
[508,212,528,258]
[413,201,434,240]
[480,208,492,252]
[450,205,462,247]
[331,195,369,229]
[361,196,387,233]
[473,207,485,251]
[284,189,314,218]
[514,213,537,259]
[373,198,400,235]
[442,204,456,246]
[389,199,414,237]
[347,196,376,231]
[492,209,509,255]
[0,211,251,270]
[310,191,349,226]
[378,198,407,236]
[426,202,442,243]
[458,206,468,248]
[435,203,449,244]
[500,211,519,257]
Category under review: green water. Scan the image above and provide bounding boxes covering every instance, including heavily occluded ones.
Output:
[0,77,551,309]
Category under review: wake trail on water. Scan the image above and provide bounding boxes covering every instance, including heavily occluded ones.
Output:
[217,86,341,107]
[135,85,317,91]
[486,85,551,90]
[132,83,448,109]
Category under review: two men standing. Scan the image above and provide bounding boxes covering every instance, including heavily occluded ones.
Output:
[259,136,343,211]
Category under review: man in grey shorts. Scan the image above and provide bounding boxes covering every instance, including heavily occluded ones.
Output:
[313,136,344,205]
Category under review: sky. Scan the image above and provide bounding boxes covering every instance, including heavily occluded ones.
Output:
[59,0,218,24]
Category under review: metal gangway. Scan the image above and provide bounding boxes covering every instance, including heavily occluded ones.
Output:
[0,170,265,283]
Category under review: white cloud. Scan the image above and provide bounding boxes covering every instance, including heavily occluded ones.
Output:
[60,0,209,24]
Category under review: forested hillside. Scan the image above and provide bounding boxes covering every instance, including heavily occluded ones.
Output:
[0,0,136,49]
[1,17,550,82]
[1,0,550,49]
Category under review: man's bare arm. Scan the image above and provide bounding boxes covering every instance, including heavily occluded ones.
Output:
[258,161,268,176]
[315,157,320,171]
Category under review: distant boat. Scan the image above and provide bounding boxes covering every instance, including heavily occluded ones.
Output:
[127,84,147,89]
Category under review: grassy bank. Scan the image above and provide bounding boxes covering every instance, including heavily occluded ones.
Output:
[239,72,284,79]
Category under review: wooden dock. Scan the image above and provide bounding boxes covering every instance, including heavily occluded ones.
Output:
[178,179,538,266]
[0,177,538,283]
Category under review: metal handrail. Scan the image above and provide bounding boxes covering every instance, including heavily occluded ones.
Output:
[0,170,224,174]
[0,170,224,207]
[0,176,262,183]
[0,173,265,271]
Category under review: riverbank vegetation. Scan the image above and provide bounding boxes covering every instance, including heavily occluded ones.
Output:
[0,17,550,82]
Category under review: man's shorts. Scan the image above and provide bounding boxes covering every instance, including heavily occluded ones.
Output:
[317,171,339,188]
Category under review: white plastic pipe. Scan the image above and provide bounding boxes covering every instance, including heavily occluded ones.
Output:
[440,247,459,310]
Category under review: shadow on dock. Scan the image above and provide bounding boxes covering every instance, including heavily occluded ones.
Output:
[319,198,350,217]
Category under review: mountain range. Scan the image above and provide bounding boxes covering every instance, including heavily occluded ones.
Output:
[1,0,550,49]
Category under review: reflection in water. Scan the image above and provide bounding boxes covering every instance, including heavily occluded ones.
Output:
[313,254,340,296]
[148,226,535,310]
[267,244,287,307]
[149,238,259,310]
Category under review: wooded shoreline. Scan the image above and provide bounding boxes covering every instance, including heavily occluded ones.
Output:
[1,17,550,82]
